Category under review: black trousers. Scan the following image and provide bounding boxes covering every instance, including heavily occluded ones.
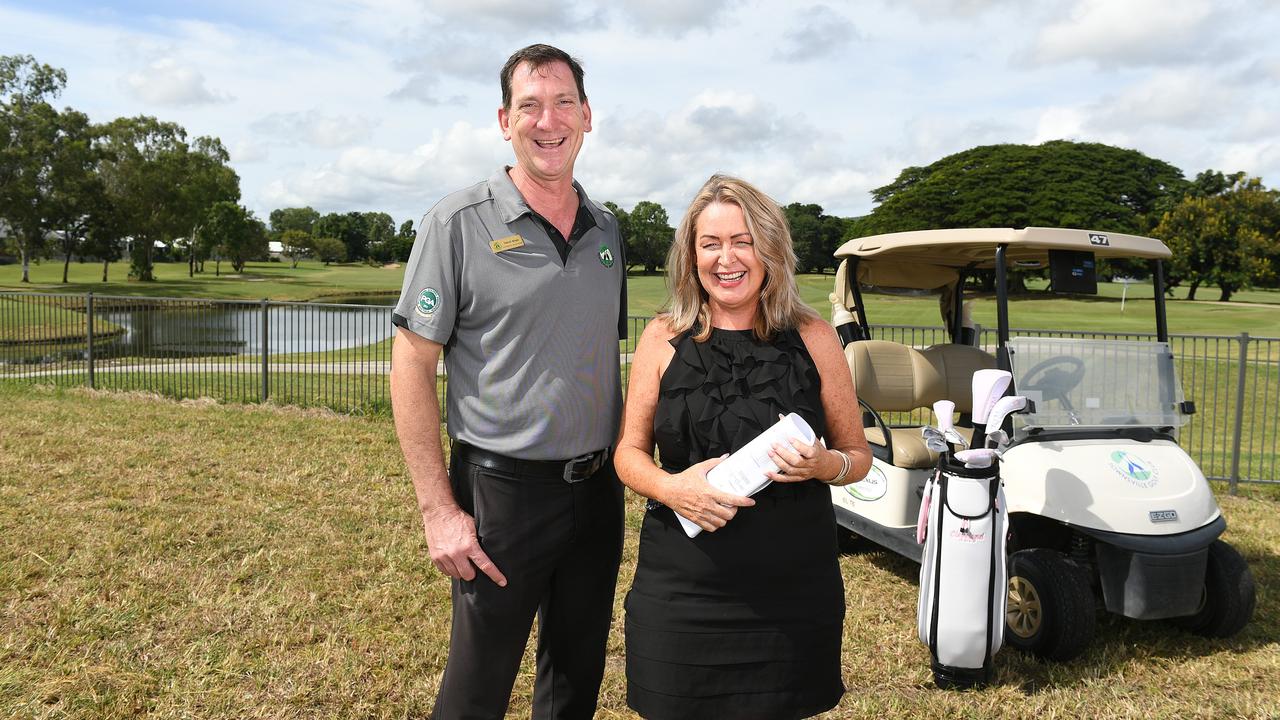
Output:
[431,451,624,720]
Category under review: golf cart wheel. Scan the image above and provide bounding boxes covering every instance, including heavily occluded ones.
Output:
[1006,549,1095,661]
[1174,540,1256,638]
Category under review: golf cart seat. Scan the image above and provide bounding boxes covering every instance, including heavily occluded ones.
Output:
[846,340,995,468]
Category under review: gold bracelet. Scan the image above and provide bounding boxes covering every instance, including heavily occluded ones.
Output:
[827,449,852,485]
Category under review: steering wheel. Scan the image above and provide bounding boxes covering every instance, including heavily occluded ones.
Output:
[1019,355,1086,408]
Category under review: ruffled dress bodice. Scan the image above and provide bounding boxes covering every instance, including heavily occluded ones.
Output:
[654,326,827,473]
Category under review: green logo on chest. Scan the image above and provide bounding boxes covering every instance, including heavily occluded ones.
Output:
[598,244,614,268]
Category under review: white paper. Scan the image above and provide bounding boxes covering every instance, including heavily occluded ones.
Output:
[677,412,817,537]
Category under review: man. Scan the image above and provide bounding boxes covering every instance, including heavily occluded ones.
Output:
[389,44,626,720]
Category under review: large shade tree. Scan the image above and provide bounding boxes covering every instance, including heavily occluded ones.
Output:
[853,140,1188,236]
[204,201,267,274]
[783,202,846,273]
[625,201,672,273]
[98,116,238,281]
[0,54,70,282]
[849,140,1190,285]
[1153,173,1280,301]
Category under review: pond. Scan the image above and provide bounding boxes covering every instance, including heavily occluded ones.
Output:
[2,299,397,364]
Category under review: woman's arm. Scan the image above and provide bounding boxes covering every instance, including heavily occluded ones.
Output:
[614,317,755,532]
[767,317,872,485]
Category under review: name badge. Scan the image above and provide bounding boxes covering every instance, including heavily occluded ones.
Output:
[490,234,525,253]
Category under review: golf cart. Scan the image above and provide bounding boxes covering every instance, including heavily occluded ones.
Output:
[829,227,1255,661]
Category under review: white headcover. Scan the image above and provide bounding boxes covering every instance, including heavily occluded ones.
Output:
[971,369,1013,424]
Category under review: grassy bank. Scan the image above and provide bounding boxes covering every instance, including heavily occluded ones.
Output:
[1,385,1277,719]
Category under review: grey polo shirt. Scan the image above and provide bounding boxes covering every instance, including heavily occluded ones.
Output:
[393,167,626,460]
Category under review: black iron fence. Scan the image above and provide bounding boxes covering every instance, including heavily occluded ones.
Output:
[3,291,1277,485]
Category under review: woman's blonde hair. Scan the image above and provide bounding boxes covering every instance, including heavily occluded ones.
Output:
[665,173,818,342]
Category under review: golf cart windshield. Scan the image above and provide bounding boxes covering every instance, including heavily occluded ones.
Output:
[1007,337,1188,429]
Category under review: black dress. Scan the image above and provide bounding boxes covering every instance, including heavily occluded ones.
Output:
[625,327,845,720]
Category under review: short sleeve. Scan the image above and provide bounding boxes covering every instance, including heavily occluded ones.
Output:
[392,210,459,345]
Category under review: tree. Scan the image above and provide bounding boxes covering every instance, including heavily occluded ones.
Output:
[1154,175,1280,301]
[311,236,347,265]
[269,206,319,237]
[179,136,239,278]
[0,54,69,282]
[625,201,672,273]
[97,116,190,281]
[363,211,396,264]
[854,141,1188,236]
[850,140,1190,287]
[204,201,267,274]
[388,218,416,262]
[783,202,845,273]
[279,228,311,268]
[46,109,102,283]
[313,212,366,262]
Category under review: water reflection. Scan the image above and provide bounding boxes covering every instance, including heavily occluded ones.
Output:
[4,301,395,364]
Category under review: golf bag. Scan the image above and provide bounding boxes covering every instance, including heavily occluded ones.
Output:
[916,453,1007,689]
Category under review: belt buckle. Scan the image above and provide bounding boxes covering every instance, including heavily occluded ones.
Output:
[562,450,601,484]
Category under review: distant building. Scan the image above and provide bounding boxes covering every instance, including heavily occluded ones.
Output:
[268,241,285,259]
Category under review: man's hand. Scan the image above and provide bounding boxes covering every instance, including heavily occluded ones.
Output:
[421,504,508,587]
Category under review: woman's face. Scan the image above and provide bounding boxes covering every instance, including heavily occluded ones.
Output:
[694,201,765,318]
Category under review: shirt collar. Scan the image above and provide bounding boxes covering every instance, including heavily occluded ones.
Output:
[489,166,605,230]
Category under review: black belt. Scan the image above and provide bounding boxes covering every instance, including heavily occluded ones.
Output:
[453,442,611,483]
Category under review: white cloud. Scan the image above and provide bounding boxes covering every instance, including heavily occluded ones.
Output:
[261,122,505,215]
[611,0,743,35]
[1087,69,1237,132]
[775,5,860,62]
[122,57,232,106]
[251,110,377,149]
[420,0,600,31]
[1033,106,1087,143]
[1030,0,1223,67]
[229,139,270,164]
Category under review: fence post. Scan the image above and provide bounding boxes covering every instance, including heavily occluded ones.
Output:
[261,298,270,403]
[1228,332,1250,496]
[86,292,95,390]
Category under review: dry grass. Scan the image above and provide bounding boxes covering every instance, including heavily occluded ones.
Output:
[1,385,1277,719]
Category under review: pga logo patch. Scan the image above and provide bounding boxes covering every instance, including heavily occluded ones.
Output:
[415,287,441,317]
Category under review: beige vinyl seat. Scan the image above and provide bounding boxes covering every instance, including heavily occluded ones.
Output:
[846,340,996,468]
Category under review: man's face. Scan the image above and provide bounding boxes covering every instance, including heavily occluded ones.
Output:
[498,60,592,186]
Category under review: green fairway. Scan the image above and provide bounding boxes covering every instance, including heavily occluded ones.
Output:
[0,259,404,302]
[1,384,1276,719]
[3,261,1278,337]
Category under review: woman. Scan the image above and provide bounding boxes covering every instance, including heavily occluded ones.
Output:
[615,174,872,720]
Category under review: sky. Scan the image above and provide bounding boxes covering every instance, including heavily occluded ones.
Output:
[2,0,1278,230]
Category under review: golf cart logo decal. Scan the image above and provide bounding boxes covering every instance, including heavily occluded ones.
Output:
[844,465,888,502]
[1109,450,1159,488]
[1089,233,1110,246]
[416,288,441,316]
[1149,509,1179,523]
[598,244,615,268]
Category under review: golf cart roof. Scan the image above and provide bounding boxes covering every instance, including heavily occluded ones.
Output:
[835,227,1170,274]
[829,226,1176,343]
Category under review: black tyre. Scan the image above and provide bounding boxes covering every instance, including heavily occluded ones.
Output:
[1174,540,1255,638]
[1005,548,1096,661]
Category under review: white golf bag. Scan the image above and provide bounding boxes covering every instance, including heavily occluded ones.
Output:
[916,453,1008,689]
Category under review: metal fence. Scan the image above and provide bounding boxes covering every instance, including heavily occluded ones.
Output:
[3,291,1277,485]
